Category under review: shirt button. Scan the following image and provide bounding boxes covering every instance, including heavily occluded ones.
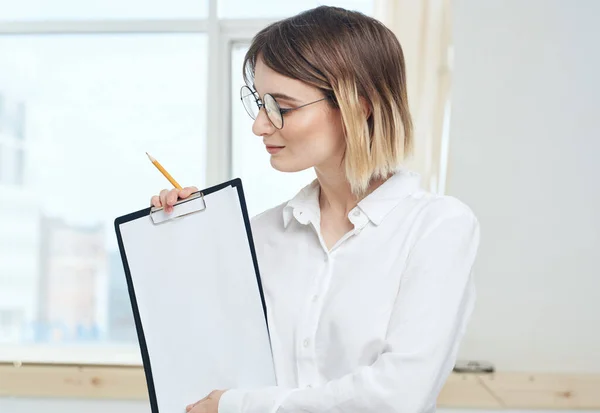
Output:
[353,209,361,217]
[311,295,318,303]
[303,338,310,348]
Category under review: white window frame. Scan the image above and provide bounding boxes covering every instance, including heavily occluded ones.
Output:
[0,0,277,366]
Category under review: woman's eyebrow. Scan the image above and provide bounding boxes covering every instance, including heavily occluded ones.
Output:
[253,85,300,103]
[268,93,300,103]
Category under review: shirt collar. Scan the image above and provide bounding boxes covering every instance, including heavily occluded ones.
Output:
[283,179,321,228]
[282,168,421,228]
[357,168,422,225]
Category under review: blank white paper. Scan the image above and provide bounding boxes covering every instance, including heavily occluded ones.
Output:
[118,185,275,413]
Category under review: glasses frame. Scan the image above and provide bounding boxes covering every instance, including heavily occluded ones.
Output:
[240,85,327,130]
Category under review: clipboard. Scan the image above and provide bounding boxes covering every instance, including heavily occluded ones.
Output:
[114,178,276,413]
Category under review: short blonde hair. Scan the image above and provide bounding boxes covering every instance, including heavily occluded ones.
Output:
[243,6,413,196]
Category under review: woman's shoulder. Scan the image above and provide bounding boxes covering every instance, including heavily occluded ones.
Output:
[406,190,479,239]
[250,202,287,227]
[414,191,476,220]
[373,169,478,227]
[249,201,293,239]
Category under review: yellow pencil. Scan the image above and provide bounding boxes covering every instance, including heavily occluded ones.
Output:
[146,152,183,189]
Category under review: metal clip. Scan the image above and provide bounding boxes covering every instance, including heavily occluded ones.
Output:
[149,191,206,225]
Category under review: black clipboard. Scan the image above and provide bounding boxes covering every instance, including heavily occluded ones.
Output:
[114,178,274,413]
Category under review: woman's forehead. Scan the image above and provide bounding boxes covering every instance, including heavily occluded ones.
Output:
[254,59,318,99]
[254,59,296,90]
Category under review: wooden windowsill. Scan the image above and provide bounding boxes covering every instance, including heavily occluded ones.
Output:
[1,362,599,409]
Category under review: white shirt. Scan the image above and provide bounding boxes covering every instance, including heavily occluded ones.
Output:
[219,169,480,413]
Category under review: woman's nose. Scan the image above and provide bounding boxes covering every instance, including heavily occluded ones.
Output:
[252,107,276,137]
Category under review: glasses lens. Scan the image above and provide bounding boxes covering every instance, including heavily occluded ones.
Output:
[264,94,283,129]
[241,86,258,119]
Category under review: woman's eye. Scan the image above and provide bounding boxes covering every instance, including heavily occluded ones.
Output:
[280,108,293,115]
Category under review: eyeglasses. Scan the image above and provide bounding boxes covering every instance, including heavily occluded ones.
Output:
[240,85,327,130]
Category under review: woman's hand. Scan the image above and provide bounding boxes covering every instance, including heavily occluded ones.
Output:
[185,390,226,413]
[150,186,199,213]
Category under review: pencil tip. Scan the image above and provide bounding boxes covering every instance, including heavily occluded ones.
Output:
[146,152,154,162]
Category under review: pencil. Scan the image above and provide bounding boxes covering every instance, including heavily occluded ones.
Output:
[146,152,183,189]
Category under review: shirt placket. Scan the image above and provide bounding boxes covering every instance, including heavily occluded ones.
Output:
[294,209,334,388]
[295,255,332,388]
[294,206,369,387]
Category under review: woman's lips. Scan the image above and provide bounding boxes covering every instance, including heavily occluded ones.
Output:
[266,145,285,154]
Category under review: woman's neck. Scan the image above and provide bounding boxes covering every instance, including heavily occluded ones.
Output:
[315,166,387,219]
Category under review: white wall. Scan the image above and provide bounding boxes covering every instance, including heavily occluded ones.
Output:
[449,0,600,372]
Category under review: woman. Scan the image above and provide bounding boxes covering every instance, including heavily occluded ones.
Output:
[152,6,479,413]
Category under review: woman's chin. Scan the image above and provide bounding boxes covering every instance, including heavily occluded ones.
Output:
[270,157,311,173]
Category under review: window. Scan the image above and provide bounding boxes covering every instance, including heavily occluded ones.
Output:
[0,309,24,342]
[0,34,207,355]
[0,94,25,184]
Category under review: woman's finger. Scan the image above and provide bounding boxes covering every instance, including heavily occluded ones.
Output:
[185,401,201,412]
[179,186,199,199]
[158,185,199,213]
[185,394,209,412]
[150,195,161,208]
[159,189,169,209]
[166,188,180,206]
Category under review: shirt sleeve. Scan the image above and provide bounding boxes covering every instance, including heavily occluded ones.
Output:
[219,198,480,413]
